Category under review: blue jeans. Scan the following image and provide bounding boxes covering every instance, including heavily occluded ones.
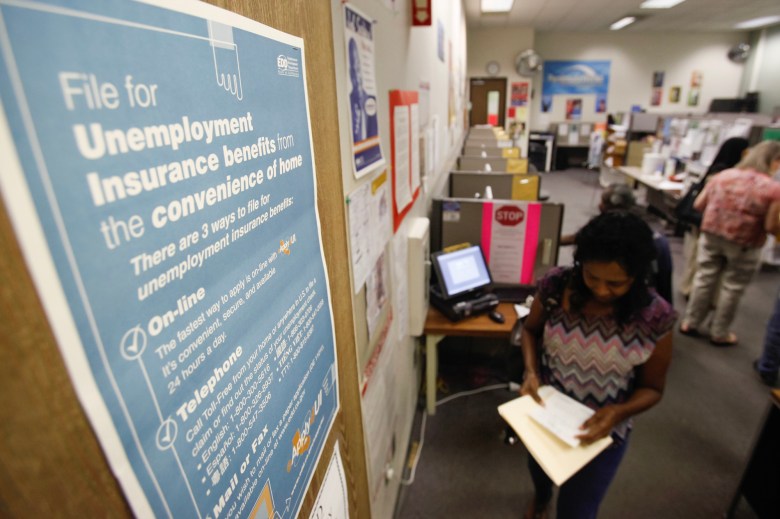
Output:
[528,437,628,519]
[757,289,780,377]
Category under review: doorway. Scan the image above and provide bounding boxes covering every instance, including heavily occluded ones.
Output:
[469,77,507,127]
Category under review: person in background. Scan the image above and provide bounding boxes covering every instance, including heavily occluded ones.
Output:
[521,212,676,519]
[560,183,673,303]
[680,140,780,346]
[755,199,780,386]
[679,137,749,297]
[756,288,780,387]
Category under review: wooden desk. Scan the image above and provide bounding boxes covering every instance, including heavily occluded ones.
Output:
[617,166,684,223]
[727,389,780,518]
[617,166,684,193]
[423,302,518,415]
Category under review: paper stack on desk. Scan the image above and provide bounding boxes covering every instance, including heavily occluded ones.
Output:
[498,386,612,486]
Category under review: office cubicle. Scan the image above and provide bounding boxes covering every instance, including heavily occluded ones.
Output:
[449,171,540,200]
[430,197,563,284]
[462,144,520,157]
[458,155,529,173]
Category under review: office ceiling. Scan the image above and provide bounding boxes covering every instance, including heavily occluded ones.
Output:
[464,0,780,32]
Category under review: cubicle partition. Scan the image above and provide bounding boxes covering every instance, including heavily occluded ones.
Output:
[458,155,529,173]
[430,197,563,284]
[462,144,520,158]
[468,126,501,139]
[449,171,540,200]
[464,136,513,147]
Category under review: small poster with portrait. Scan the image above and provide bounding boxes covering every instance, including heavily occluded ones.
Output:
[565,99,582,120]
[669,86,681,104]
[345,4,386,178]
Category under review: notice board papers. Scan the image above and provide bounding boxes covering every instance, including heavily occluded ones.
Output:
[498,386,612,486]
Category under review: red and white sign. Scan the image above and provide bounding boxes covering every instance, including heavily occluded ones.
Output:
[412,0,432,27]
[496,205,525,226]
[481,202,542,284]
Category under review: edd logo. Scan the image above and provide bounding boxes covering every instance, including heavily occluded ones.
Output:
[286,390,323,472]
[277,54,300,77]
[496,205,524,226]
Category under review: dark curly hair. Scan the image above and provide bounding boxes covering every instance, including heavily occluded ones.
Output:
[570,211,656,323]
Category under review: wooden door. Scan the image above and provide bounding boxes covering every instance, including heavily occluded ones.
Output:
[469,77,507,127]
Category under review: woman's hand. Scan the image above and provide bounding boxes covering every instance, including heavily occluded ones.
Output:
[576,405,622,445]
[520,371,544,406]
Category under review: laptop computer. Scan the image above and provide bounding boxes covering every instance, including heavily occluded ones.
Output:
[430,245,492,301]
[429,245,498,321]
[429,246,537,322]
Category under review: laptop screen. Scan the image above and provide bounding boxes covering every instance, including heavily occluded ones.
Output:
[432,245,492,299]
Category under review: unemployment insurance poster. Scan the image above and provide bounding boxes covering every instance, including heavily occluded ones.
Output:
[0,1,339,518]
[344,4,385,179]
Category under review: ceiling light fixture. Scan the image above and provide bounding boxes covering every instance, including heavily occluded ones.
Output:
[481,0,514,14]
[735,15,780,30]
[640,0,686,9]
[610,16,637,30]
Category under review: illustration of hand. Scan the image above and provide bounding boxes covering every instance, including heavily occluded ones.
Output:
[208,21,243,100]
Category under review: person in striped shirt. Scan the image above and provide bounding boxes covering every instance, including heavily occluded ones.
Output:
[520,211,677,519]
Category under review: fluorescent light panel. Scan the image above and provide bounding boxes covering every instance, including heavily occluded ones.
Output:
[481,0,514,13]
[640,0,686,8]
[610,16,636,30]
[735,15,780,29]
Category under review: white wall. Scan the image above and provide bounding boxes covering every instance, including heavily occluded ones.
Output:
[330,1,468,517]
[741,25,780,116]
[530,32,745,130]
[466,30,746,131]
[467,26,535,79]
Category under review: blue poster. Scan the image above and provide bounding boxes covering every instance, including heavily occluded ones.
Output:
[344,4,384,179]
[542,60,611,96]
[0,1,338,518]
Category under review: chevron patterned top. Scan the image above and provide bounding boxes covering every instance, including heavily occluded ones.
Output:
[538,267,677,441]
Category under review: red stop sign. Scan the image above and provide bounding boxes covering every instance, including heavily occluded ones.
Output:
[496,205,525,226]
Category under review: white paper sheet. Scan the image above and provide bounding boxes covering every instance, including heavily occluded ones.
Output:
[514,304,530,319]
[308,441,349,519]
[361,316,397,499]
[392,231,410,340]
[498,388,613,486]
[410,103,421,193]
[393,105,413,208]
[529,386,595,447]
[366,254,389,341]
[347,172,392,292]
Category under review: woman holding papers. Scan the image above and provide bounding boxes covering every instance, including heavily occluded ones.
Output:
[519,212,677,519]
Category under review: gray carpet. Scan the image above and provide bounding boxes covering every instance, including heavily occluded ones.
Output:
[395,169,775,518]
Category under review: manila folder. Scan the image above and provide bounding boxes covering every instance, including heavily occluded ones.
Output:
[498,392,612,486]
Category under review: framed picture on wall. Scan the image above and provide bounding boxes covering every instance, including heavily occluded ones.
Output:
[595,94,607,113]
[565,98,582,120]
[669,86,681,103]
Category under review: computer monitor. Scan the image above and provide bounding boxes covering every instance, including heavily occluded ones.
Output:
[431,245,492,299]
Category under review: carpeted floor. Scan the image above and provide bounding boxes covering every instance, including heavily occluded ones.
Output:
[394,168,775,519]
